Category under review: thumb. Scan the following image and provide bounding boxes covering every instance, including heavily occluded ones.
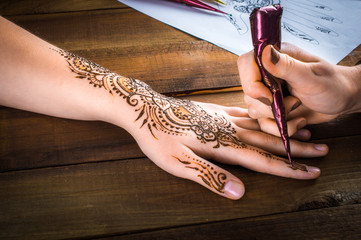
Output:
[237,51,273,106]
[170,152,245,200]
[262,45,309,87]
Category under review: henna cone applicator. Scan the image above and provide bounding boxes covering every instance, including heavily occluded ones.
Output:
[249,4,292,165]
[169,0,229,15]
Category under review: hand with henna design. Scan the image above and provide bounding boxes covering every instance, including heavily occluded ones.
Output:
[0,17,326,200]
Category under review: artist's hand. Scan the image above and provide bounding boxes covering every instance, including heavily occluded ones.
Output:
[119,82,326,200]
[237,43,361,138]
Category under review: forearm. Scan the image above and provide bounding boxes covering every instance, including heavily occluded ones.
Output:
[0,16,136,132]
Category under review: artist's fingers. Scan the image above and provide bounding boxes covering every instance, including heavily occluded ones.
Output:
[284,95,302,115]
[292,128,312,141]
[255,116,311,141]
[237,51,273,105]
[170,150,245,200]
[235,128,328,158]
[198,143,321,180]
[258,117,306,138]
[246,94,302,120]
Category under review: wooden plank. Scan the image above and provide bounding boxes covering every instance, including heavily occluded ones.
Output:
[0,0,126,16]
[4,9,240,94]
[308,112,361,140]
[338,44,361,66]
[106,204,361,240]
[0,134,360,239]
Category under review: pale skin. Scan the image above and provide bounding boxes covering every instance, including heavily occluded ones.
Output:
[0,17,328,200]
[238,43,361,140]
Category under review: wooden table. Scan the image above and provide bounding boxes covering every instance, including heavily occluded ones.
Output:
[1,1,361,239]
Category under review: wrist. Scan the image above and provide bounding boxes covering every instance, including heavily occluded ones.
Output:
[97,76,159,137]
[96,83,139,134]
[341,64,361,114]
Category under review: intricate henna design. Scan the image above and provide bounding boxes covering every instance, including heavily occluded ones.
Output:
[54,48,245,148]
[173,154,227,193]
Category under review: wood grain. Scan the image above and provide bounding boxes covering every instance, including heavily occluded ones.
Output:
[0,0,126,16]
[338,44,361,66]
[105,204,361,240]
[1,134,360,239]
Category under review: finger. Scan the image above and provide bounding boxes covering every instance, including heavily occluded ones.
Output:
[170,150,245,200]
[228,116,260,131]
[262,45,316,87]
[245,95,273,119]
[284,95,302,115]
[204,142,321,180]
[243,148,322,180]
[235,128,329,158]
[288,105,339,125]
[292,128,312,141]
[281,42,322,63]
[237,51,273,105]
[222,106,249,117]
[246,94,301,121]
[258,117,306,137]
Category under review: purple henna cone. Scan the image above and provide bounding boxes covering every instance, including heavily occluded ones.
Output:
[249,5,292,165]
[170,0,229,15]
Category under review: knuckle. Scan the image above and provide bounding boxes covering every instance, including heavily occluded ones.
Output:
[237,53,250,66]
[247,106,260,119]
[309,62,332,77]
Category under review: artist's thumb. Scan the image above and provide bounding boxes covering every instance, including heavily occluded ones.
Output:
[262,45,308,87]
[237,51,273,106]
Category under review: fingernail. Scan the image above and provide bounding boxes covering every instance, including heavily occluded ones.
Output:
[224,180,244,199]
[257,97,272,106]
[306,166,321,174]
[314,144,328,152]
[270,45,280,65]
[291,100,302,111]
[296,129,310,138]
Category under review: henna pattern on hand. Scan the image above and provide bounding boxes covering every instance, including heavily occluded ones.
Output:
[53,48,245,148]
[54,48,308,172]
[172,154,226,193]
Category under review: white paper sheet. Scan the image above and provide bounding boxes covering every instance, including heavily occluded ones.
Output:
[119,0,361,64]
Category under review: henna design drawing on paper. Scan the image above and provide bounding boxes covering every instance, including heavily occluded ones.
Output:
[219,0,341,44]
